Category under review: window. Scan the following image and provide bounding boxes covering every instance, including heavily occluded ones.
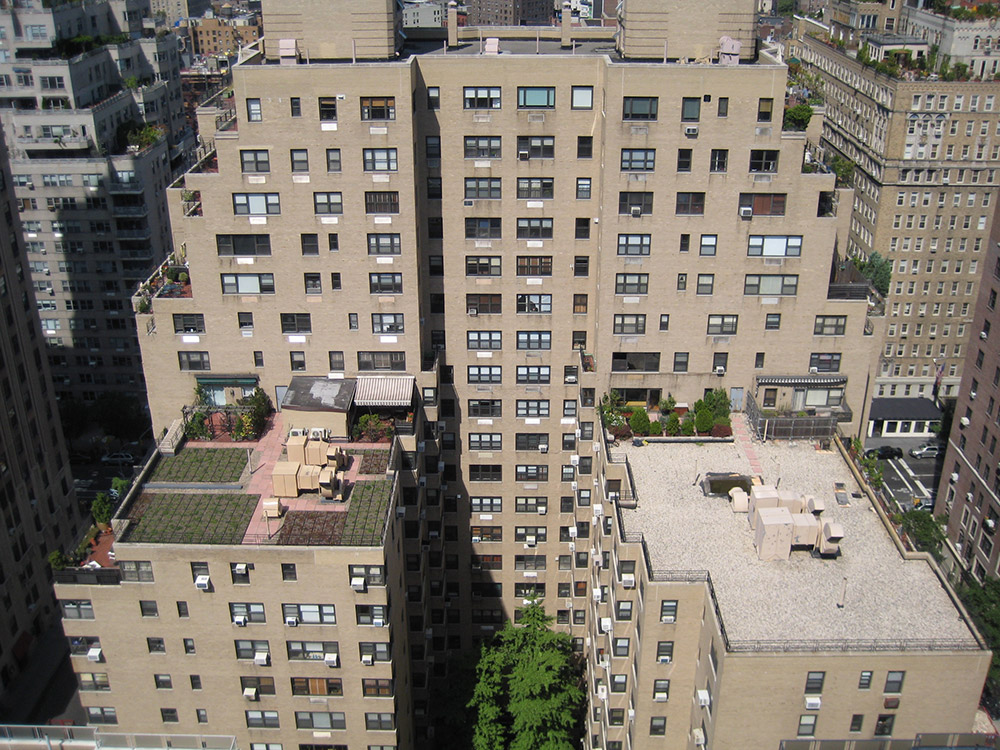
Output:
[178,352,210,371]
[618,234,651,255]
[247,98,262,122]
[809,353,841,372]
[61,600,94,619]
[357,352,405,371]
[517,135,555,159]
[623,97,658,120]
[468,366,501,384]
[173,314,205,335]
[516,294,552,313]
[859,671,873,689]
[619,192,653,215]
[749,150,779,173]
[362,678,395,696]
[874,715,895,737]
[87,707,117,725]
[328,352,344,371]
[464,87,501,109]
[516,177,553,199]
[364,192,398,214]
[466,218,502,239]
[748,235,801,256]
[616,273,648,294]
[850,714,864,733]
[710,149,728,172]
[516,400,549,418]
[290,352,306,371]
[363,148,397,171]
[285,640,337,660]
[78,673,110,691]
[516,465,548,481]
[677,274,687,291]
[575,218,591,239]
[290,97,301,117]
[240,150,270,173]
[612,352,660,372]
[700,235,717,256]
[622,149,655,171]
[758,98,774,122]
[281,564,297,581]
[313,193,343,215]
[571,86,593,109]
[147,638,166,653]
[517,331,551,349]
[372,314,404,334]
[368,234,401,255]
[745,275,798,296]
[366,712,395,731]
[573,295,588,314]
[763,388,777,407]
[574,256,589,277]
[369,273,402,294]
[805,671,825,694]
[707,315,738,335]
[300,234,320,256]
[681,97,701,121]
[797,715,816,737]
[516,218,553,239]
[613,315,646,335]
[517,366,550,384]
[765,313,781,330]
[360,97,395,120]
[884,671,905,693]
[465,136,501,159]
[466,256,501,276]
[577,136,593,158]
[814,316,846,335]
[233,193,280,215]
[467,294,502,314]
[697,275,715,295]
[676,148,692,172]
[154,673,173,689]
[318,97,337,121]
[326,149,341,172]
[470,400,502,417]
[216,235,271,257]
[280,313,312,334]
[676,192,705,215]
[466,178,502,199]
[740,193,786,216]
[576,178,591,199]
[427,86,440,109]
[283,604,336,624]
[517,87,555,108]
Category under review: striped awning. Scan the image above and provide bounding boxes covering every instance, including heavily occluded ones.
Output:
[353,375,415,407]
[755,375,848,387]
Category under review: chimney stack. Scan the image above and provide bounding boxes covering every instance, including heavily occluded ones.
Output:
[561,1,573,48]
[448,1,459,48]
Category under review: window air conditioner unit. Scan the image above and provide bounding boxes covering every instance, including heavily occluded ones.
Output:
[685,125,699,136]
[419,477,427,487]
[630,205,642,217]
[571,481,578,491]
[621,573,636,589]
[592,587,602,601]
[950,472,959,483]
[324,653,339,667]
[526,535,537,547]
[570,455,580,466]
[568,526,578,538]
[961,416,971,427]
[982,331,989,340]
[739,206,754,218]
[253,651,269,666]
[805,696,822,710]
[661,615,676,624]
[233,615,248,627]
[373,617,385,627]
[396,507,406,518]
[697,689,711,707]
[285,616,299,627]
[654,691,669,702]
[194,574,211,590]
[234,564,248,575]
[565,375,578,384]
[597,685,608,700]
[518,150,530,160]
[361,653,375,666]
[537,506,547,515]
[715,366,726,376]
[967,492,975,502]
[86,646,103,662]
[600,617,612,633]
[472,536,482,543]
[288,428,306,437]
[657,655,672,664]
[693,728,706,746]
[243,687,259,700]
[971,391,977,400]
[568,541,576,552]
[809,366,819,374]
[539,444,548,453]
[467,307,478,317]
[351,577,367,592]
[628,708,635,722]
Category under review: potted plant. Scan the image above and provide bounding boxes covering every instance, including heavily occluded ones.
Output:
[92,492,113,531]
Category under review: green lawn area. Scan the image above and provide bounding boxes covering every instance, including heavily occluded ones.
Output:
[341,480,392,545]
[150,448,248,483]
[123,493,259,544]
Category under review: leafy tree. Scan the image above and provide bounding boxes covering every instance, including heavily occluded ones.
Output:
[629,409,651,436]
[663,412,681,436]
[92,492,113,526]
[900,510,944,559]
[856,251,891,296]
[783,103,813,131]
[469,602,585,750]
[829,154,855,187]
[776,0,796,14]
[959,578,1000,689]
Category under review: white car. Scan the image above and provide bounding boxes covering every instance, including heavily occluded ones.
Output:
[100,452,134,465]
[908,444,941,459]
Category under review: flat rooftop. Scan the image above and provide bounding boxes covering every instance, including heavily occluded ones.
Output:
[619,432,977,646]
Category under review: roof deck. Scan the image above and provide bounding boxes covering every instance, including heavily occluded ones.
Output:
[618,423,978,648]
[113,413,397,548]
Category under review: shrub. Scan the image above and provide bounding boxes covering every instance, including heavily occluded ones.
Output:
[658,395,677,414]
[695,408,714,434]
[783,103,813,131]
[609,422,632,440]
[680,415,696,436]
[185,411,211,440]
[48,550,70,571]
[355,413,390,442]
[178,272,189,283]
[629,409,651,436]
[711,423,733,437]
[648,420,663,436]
[714,416,731,429]
[663,413,680,436]
[92,492,113,525]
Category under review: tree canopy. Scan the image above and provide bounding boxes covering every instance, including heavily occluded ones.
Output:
[468,602,585,750]
[856,251,891,296]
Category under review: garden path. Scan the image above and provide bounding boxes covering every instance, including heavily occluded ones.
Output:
[732,414,763,476]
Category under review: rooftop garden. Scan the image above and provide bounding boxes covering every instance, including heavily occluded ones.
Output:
[122,492,260,544]
[150,447,248,484]
[340,480,393,545]
[355,448,391,475]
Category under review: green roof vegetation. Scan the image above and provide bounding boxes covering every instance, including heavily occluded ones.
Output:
[150,447,248,484]
[122,493,259,544]
[340,480,393,545]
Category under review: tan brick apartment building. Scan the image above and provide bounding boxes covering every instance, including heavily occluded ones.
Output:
[52,1,992,749]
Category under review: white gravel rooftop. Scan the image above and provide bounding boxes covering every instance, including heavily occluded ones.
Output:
[619,434,977,645]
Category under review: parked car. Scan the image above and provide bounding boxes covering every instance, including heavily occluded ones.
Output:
[908,443,942,459]
[864,445,903,460]
[100,452,134,466]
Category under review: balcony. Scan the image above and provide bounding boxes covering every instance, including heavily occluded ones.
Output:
[745,390,852,441]
[133,256,192,313]
[111,203,148,217]
[107,179,144,194]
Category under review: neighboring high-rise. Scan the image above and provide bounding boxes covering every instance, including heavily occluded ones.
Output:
[0,129,81,714]
[797,8,1000,402]
[0,0,191,406]
[51,1,992,748]
[465,0,552,26]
